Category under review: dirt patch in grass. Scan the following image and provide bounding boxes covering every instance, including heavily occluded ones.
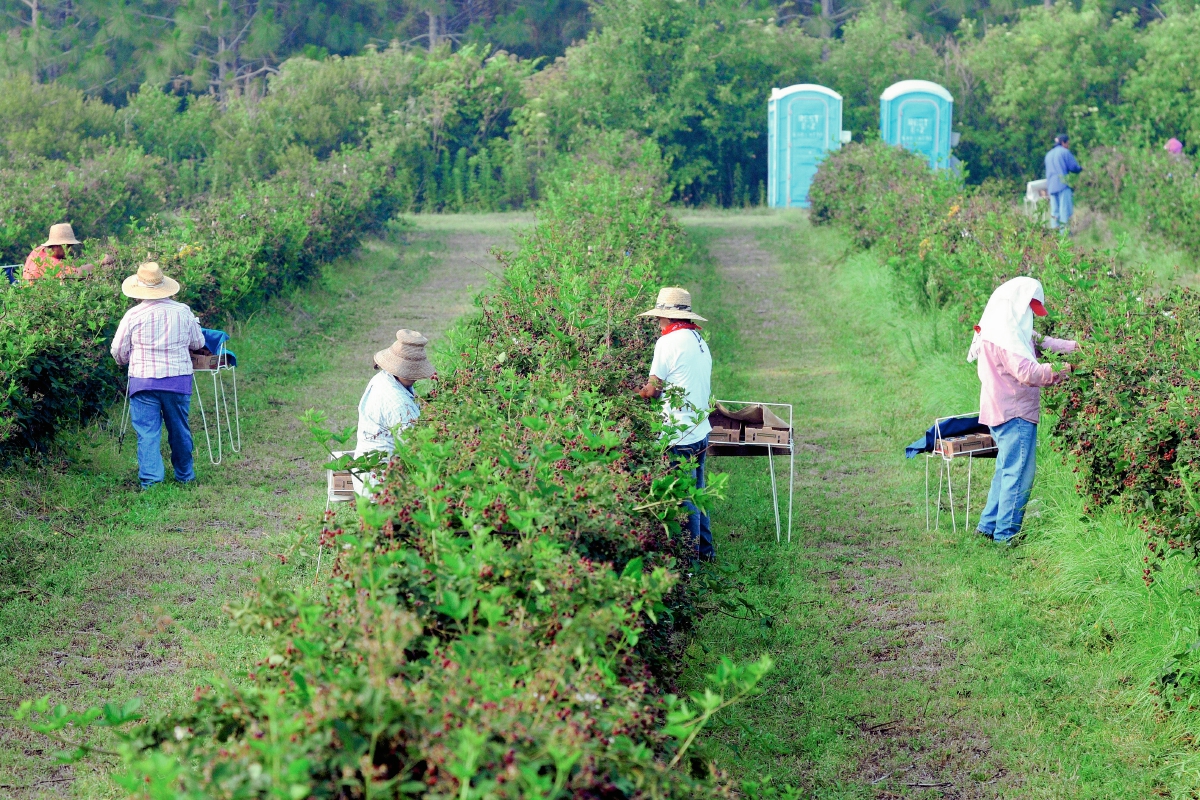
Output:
[364,231,503,355]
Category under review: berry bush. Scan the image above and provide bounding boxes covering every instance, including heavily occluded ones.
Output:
[1080,145,1200,258]
[808,140,1130,318]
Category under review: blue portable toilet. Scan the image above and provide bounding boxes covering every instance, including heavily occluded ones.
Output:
[879,80,954,169]
[768,84,850,208]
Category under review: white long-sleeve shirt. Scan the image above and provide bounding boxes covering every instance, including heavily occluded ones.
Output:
[355,371,420,456]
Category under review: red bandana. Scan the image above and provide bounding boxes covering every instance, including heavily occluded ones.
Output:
[661,321,702,336]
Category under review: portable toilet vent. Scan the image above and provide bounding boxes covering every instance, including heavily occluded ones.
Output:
[768,84,849,208]
[879,80,954,169]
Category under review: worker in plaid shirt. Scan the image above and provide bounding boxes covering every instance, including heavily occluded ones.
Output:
[110,262,204,489]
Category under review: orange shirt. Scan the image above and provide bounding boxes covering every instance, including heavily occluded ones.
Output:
[23,246,81,280]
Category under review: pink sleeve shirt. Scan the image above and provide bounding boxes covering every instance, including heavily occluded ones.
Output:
[977,334,1077,427]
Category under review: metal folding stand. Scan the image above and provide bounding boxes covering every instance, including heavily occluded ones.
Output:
[319,450,356,577]
[193,343,241,465]
[115,343,243,465]
[706,400,795,543]
[924,412,997,534]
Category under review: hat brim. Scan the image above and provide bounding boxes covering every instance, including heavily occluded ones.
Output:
[638,308,707,322]
[122,274,181,299]
[375,348,436,381]
[43,237,81,247]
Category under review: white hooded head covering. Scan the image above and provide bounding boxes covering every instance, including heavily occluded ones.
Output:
[967,276,1045,363]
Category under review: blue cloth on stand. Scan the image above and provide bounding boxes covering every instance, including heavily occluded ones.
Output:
[201,328,236,366]
[905,415,990,459]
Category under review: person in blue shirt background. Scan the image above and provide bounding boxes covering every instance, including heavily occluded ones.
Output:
[1044,134,1082,235]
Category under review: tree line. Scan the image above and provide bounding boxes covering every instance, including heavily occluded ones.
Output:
[3,0,1200,205]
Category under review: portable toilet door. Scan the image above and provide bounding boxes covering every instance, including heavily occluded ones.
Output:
[879,80,954,169]
[768,84,847,208]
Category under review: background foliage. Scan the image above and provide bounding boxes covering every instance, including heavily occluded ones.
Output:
[8,0,1200,204]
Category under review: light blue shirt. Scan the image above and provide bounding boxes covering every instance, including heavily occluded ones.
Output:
[1044,145,1081,195]
[355,371,420,456]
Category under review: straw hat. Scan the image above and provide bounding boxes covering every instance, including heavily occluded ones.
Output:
[375,329,436,381]
[43,223,81,247]
[121,262,181,300]
[638,287,706,321]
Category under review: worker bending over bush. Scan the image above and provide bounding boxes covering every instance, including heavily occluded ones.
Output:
[355,329,436,457]
[23,223,113,280]
[969,277,1078,545]
[636,287,715,563]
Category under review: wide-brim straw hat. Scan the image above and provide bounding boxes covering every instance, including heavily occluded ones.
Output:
[122,262,181,300]
[43,223,81,247]
[375,329,436,381]
[638,287,707,322]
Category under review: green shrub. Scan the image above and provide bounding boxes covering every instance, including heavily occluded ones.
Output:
[1080,146,1200,258]
[0,74,120,160]
[1118,9,1200,150]
[951,5,1141,184]
[0,147,173,264]
[0,261,124,451]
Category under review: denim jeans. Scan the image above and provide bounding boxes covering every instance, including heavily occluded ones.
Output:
[976,418,1038,543]
[669,436,714,560]
[1049,187,1073,232]
[129,390,196,488]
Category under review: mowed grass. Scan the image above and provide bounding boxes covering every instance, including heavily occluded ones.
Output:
[675,212,1200,798]
[0,215,522,797]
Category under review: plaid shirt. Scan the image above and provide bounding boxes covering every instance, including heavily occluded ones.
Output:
[111,299,204,378]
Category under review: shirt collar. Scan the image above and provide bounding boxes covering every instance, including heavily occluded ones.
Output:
[389,373,416,398]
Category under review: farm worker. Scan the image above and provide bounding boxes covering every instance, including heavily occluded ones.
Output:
[636,287,715,563]
[1044,134,1082,235]
[968,277,1078,545]
[22,223,113,281]
[110,262,205,490]
[1166,138,1184,156]
[355,329,435,458]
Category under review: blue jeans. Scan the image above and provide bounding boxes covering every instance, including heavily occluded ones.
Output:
[130,390,196,488]
[976,418,1038,543]
[669,436,714,561]
[1049,187,1073,232]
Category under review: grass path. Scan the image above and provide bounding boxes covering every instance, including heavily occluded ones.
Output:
[677,211,1186,799]
[0,215,527,797]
